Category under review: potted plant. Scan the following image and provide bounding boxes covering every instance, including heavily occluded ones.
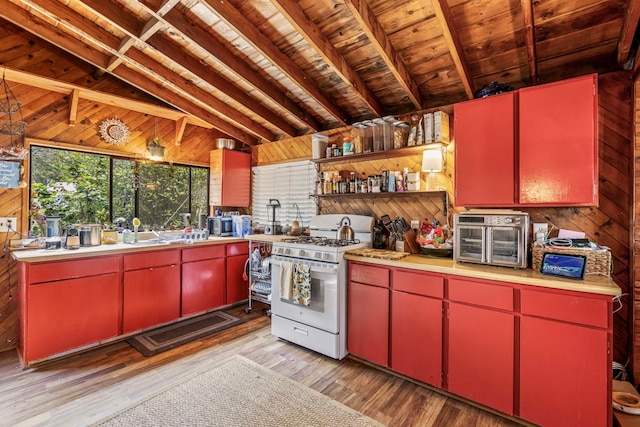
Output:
[147,136,165,159]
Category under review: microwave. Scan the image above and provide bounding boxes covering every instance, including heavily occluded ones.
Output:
[453,210,529,268]
[208,216,233,236]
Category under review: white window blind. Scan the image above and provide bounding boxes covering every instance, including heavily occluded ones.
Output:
[252,160,316,229]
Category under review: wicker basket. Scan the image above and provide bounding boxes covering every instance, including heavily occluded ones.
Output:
[531,245,612,277]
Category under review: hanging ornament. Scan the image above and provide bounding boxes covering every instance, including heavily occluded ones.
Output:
[0,69,28,161]
[99,117,130,145]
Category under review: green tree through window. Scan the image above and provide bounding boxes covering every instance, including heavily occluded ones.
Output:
[30,146,209,232]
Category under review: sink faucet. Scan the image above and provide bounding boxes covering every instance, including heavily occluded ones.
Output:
[151,229,166,242]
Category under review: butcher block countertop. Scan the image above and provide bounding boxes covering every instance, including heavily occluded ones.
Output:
[344,251,621,297]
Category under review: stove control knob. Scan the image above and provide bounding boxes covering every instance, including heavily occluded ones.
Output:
[504,217,513,224]
[315,252,322,259]
[324,253,331,261]
[299,249,305,256]
[285,248,291,255]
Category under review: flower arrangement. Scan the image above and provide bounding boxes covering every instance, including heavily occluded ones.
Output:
[29,196,46,236]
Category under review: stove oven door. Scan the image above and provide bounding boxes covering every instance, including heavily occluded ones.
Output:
[270,256,339,333]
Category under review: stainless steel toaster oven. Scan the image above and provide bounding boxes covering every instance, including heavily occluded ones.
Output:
[454,210,529,268]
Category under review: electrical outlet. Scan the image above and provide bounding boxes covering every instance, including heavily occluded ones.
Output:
[0,217,17,232]
[411,220,420,229]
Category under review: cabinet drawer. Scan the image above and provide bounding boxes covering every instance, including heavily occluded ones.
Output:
[29,255,120,284]
[448,277,513,311]
[181,245,225,262]
[521,288,609,328]
[124,249,180,270]
[349,263,389,288]
[227,242,249,256]
[393,269,444,298]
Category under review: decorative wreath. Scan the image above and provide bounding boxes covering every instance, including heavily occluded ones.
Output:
[99,118,130,145]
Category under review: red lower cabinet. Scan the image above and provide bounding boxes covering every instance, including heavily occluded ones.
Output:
[390,290,442,386]
[447,302,514,415]
[23,273,120,363]
[226,242,249,305]
[181,258,225,316]
[347,280,389,366]
[519,289,611,427]
[123,264,181,333]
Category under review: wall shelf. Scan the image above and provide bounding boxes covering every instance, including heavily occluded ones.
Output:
[313,190,445,199]
[312,145,427,166]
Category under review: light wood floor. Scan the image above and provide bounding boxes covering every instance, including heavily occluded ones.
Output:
[0,303,527,427]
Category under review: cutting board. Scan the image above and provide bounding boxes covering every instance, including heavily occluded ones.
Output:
[346,248,410,260]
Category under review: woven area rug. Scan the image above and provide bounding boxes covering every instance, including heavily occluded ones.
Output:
[93,355,383,427]
[127,311,244,357]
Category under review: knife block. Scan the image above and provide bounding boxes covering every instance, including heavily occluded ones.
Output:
[395,229,420,254]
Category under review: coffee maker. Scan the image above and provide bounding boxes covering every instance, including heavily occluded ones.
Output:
[264,199,282,235]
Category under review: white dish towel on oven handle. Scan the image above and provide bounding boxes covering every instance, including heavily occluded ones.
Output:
[279,260,293,300]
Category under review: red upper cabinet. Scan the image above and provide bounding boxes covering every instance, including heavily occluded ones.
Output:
[454,92,516,206]
[454,74,598,207]
[210,149,251,207]
[519,74,598,205]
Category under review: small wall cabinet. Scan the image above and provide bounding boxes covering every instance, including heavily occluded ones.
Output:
[210,149,251,207]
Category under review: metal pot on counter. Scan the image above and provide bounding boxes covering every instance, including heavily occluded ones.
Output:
[79,224,102,246]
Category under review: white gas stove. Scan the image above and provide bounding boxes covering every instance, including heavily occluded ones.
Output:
[270,214,374,359]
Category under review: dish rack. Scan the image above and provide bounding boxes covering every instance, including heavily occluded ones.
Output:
[245,240,272,314]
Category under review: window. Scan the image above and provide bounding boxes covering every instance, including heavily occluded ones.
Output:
[30,145,208,233]
[251,160,316,229]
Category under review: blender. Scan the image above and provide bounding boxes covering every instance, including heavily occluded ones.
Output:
[45,216,62,250]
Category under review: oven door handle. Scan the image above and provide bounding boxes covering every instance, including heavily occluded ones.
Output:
[271,256,339,274]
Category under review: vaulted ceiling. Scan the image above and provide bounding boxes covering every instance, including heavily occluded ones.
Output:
[0,0,637,147]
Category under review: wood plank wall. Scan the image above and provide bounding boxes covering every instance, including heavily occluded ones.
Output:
[256,72,634,369]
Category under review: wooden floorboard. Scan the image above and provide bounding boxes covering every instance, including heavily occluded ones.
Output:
[0,303,527,426]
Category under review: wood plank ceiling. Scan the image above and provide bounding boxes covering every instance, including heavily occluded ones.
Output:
[0,0,636,147]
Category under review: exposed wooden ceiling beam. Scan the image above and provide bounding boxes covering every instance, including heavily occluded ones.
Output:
[82,0,299,139]
[342,0,423,110]
[520,0,538,85]
[199,0,351,125]
[271,0,386,117]
[175,116,187,146]
[68,88,80,126]
[1,67,209,127]
[159,6,321,132]
[431,0,475,100]
[20,0,269,143]
[0,0,260,144]
[617,0,640,67]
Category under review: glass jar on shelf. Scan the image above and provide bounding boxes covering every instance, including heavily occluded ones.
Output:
[372,118,385,151]
[382,116,396,150]
[393,121,410,149]
[361,120,374,153]
[352,122,365,154]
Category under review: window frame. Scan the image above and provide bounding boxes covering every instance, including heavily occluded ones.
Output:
[26,140,209,230]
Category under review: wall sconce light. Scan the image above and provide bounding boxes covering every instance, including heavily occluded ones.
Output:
[422,143,445,191]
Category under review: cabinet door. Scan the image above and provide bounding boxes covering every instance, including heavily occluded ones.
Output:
[210,149,251,207]
[454,92,516,206]
[181,258,225,316]
[448,302,514,414]
[520,316,609,427]
[226,254,248,305]
[519,74,598,205]
[24,273,120,362]
[391,291,442,387]
[123,265,181,333]
[347,281,389,366]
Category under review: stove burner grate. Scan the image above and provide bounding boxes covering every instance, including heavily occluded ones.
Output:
[281,236,361,247]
